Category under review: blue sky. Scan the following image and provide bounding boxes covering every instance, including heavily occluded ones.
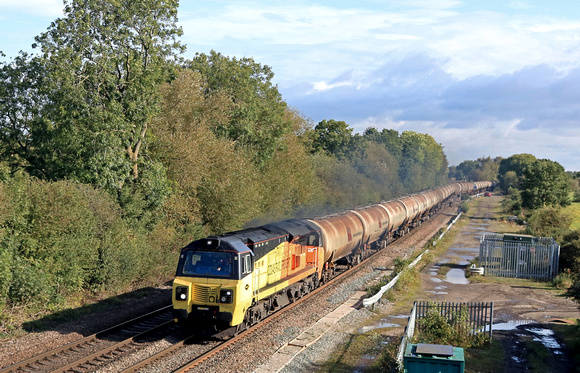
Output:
[1,1,580,171]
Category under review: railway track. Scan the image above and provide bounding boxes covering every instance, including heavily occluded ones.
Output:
[2,306,176,373]
[172,209,457,372]
[138,211,455,372]
[3,207,456,373]
[119,259,360,372]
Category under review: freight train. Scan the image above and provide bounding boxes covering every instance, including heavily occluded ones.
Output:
[172,181,492,333]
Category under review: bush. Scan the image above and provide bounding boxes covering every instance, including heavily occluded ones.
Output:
[524,207,573,241]
[567,280,580,304]
[560,230,580,273]
[9,257,57,305]
[414,303,488,348]
[551,270,574,289]
[0,174,152,307]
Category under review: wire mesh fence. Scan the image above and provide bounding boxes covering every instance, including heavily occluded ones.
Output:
[479,233,560,280]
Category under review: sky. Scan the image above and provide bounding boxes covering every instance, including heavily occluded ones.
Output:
[1,1,580,171]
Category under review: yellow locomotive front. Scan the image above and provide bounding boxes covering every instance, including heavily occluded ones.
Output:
[173,237,254,328]
[173,220,325,332]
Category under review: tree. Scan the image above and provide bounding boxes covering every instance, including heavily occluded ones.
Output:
[353,141,403,199]
[0,52,51,178]
[151,69,262,234]
[451,157,500,182]
[399,131,448,191]
[560,230,580,274]
[363,127,402,161]
[29,0,184,207]
[186,51,291,168]
[308,119,353,158]
[521,159,571,209]
[497,153,536,192]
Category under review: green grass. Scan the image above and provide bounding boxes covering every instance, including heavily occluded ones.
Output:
[565,202,580,230]
[465,340,505,373]
[551,322,580,373]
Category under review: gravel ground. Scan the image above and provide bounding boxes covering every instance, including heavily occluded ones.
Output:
[0,285,172,368]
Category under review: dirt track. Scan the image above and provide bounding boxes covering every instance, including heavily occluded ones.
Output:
[418,195,579,372]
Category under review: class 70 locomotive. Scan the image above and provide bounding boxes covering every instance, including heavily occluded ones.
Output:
[172,182,492,333]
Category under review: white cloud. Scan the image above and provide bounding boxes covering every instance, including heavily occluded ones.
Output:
[0,0,62,17]
[284,53,580,171]
[180,1,580,86]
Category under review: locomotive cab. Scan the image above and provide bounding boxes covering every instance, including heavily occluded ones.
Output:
[172,237,254,327]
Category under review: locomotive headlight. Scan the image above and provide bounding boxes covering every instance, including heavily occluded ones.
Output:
[175,286,188,301]
[220,289,233,303]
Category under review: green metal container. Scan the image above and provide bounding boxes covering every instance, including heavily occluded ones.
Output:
[404,343,465,373]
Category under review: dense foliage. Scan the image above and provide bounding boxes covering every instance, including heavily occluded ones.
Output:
[0,1,455,316]
[449,157,501,182]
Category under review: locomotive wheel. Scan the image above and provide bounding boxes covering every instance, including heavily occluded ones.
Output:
[234,310,252,335]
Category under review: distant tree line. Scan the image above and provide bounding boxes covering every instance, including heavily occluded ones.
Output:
[0,1,452,316]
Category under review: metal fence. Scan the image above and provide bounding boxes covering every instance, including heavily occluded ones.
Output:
[479,233,560,281]
[414,301,494,339]
[396,301,494,367]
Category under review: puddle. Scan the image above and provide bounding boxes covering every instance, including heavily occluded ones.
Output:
[358,321,401,333]
[511,356,524,363]
[429,272,438,276]
[449,247,479,253]
[485,319,535,331]
[445,268,469,284]
[457,254,477,260]
[426,291,448,294]
[389,314,410,319]
[434,285,448,290]
[526,327,563,351]
[431,277,443,283]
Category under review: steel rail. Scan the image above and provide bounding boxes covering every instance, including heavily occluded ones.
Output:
[1,305,172,373]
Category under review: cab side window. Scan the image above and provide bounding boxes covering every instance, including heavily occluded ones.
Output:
[242,254,253,274]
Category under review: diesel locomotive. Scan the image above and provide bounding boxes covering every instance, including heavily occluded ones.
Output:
[172,181,492,333]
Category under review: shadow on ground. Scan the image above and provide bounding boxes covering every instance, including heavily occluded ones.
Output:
[22,282,172,337]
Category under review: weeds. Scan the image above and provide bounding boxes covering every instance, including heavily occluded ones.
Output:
[413,303,489,348]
